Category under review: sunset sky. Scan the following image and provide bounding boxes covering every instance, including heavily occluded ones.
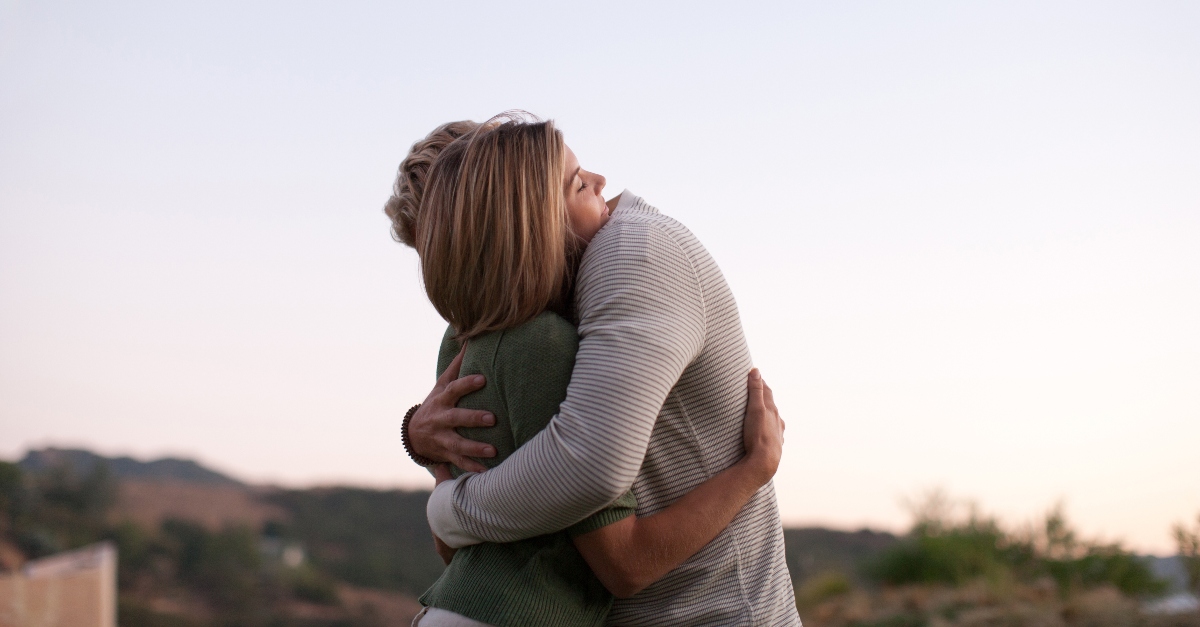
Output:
[2,1,1197,553]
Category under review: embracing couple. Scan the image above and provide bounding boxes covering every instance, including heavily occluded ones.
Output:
[385,114,801,627]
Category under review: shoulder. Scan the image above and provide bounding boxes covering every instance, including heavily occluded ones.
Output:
[573,197,709,340]
[493,312,578,376]
[499,311,577,345]
[576,202,707,317]
[582,202,705,279]
[435,324,460,377]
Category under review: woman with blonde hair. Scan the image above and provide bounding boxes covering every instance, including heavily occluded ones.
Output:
[389,114,798,626]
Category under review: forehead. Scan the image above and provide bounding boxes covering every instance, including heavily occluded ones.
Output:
[562,144,579,178]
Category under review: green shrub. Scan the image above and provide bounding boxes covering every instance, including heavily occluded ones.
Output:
[867,492,1165,597]
[286,564,340,605]
[266,487,445,596]
[4,459,118,554]
[107,521,153,587]
[1046,546,1166,597]
[869,504,1015,586]
[161,520,264,615]
[0,462,21,522]
[798,572,853,607]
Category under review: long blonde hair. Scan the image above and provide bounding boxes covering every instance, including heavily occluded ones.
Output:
[400,114,575,339]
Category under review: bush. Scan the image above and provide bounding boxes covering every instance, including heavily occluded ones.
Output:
[286,564,340,605]
[871,523,1010,586]
[1046,546,1167,597]
[798,572,853,608]
[3,459,118,554]
[867,492,1164,597]
[869,494,1027,586]
[0,462,22,523]
[266,487,445,596]
[161,520,265,616]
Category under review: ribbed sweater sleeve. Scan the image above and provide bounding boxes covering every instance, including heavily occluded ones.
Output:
[428,213,706,546]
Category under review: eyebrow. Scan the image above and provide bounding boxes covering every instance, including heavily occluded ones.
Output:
[565,166,581,190]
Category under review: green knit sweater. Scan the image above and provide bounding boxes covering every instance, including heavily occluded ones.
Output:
[419,311,637,627]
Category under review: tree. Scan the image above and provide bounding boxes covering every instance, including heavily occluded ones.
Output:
[1174,514,1200,593]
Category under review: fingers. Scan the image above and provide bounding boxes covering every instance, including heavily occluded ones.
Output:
[748,368,763,389]
[440,373,486,404]
[445,408,495,429]
[450,455,488,474]
[762,378,778,415]
[432,432,495,473]
[436,341,470,387]
[451,436,496,459]
[747,368,765,412]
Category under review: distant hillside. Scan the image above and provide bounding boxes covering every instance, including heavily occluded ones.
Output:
[14,448,905,590]
[266,487,445,597]
[117,480,286,531]
[5,447,1190,627]
[18,447,242,486]
[784,526,899,585]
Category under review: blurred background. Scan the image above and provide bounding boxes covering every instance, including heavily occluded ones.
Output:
[1,1,1197,625]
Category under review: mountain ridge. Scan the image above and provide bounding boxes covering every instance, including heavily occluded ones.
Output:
[17,447,243,486]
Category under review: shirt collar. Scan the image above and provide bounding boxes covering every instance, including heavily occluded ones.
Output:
[612,189,640,215]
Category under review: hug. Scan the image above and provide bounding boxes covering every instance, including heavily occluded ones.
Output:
[385,113,800,627]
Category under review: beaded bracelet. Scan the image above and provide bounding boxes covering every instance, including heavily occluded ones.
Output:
[402,404,438,467]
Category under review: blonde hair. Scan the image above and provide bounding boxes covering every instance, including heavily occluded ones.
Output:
[384,120,480,247]
[404,114,575,339]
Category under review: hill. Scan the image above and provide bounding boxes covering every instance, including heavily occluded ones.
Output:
[784,526,899,585]
[18,447,241,486]
[8,447,1192,626]
[6,447,904,596]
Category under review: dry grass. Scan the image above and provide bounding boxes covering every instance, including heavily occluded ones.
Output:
[113,480,285,531]
[799,581,1200,627]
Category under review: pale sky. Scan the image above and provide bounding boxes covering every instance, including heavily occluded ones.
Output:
[1,1,1197,554]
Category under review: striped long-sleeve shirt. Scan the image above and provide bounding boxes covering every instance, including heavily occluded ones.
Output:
[427,191,800,626]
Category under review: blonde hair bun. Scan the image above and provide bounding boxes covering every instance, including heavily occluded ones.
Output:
[384,120,480,248]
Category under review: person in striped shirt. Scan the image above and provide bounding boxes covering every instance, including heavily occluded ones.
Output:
[394,114,801,626]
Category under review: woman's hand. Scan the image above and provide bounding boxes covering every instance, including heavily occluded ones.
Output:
[740,369,784,486]
[408,343,497,473]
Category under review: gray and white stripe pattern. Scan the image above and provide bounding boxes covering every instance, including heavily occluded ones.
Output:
[429,192,800,626]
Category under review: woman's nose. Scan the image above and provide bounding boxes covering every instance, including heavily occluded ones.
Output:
[594,173,606,196]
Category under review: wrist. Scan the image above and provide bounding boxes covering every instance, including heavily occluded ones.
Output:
[734,455,775,489]
[402,404,437,467]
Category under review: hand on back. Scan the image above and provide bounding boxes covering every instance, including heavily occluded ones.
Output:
[407,343,498,473]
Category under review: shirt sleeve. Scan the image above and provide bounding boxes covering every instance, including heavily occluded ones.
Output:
[428,220,706,546]
[566,490,637,538]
